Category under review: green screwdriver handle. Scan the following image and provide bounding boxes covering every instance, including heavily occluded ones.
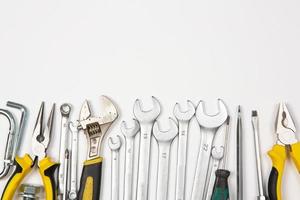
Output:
[211,169,230,200]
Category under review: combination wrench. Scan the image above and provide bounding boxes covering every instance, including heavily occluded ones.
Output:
[108,135,122,200]
[191,99,228,200]
[69,122,79,200]
[153,118,178,200]
[58,103,71,199]
[133,96,161,200]
[204,119,229,200]
[173,101,195,200]
[121,119,140,200]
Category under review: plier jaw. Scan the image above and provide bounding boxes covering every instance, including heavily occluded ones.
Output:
[31,102,55,163]
[275,103,298,146]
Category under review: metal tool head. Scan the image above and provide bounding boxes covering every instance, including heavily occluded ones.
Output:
[32,103,55,161]
[78,96,118,130]
[275,102,297,146]
[196,99,228,128]
[173,100,195,121]
[153,118,178,142]
[60,103,71,117]
[108,135,122,151]
[121,119,140,138]
[133,96,161,122]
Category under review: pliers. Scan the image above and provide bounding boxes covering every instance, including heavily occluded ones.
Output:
[268,103,300,200]
[1,103,58,200]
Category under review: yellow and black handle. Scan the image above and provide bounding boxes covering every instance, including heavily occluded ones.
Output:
[1,154,33,200]
[268,143,300,200]
[1,154,58,200]
[78,157,103,200]
[39,156,59,200]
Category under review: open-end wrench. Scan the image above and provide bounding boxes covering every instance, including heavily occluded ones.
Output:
[108,135,122,200]
[173,100,195,200]
[191,99,228,200]
[121,119,140,200]
[58,103,71,199]
[153,118,178,200]
[133,96,161,200]
[204,118,229,200]
[69,122,79,200]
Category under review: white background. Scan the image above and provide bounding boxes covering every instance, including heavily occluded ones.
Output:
[0,0,300,199]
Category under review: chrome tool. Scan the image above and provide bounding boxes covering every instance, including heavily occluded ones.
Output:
[0,101,27,179]
[58,103,71,199]
[252,111,267,200]
[237,106,243,200]
[153,118,178,200]
[173,100,195,200]
[121,119,140,200]
[108,135,122,200]
[191,99,228,200]
[134,96,161,200]
[69,122,79,200]
[78,96,118,200]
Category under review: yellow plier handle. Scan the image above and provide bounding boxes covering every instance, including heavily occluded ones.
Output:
[1,154,33,200]
[268,142,300,200]
[39,156,59,200]
[1,154,59,200]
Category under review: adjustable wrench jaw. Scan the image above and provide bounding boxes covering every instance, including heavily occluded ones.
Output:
[78,97,118,160]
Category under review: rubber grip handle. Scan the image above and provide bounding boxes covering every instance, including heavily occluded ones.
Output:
[211,169,230,200]
[268,144,287,200]
[289,142,300,171]
[1,154,33,200]
[39,156,59,200]
[78,157,103,200]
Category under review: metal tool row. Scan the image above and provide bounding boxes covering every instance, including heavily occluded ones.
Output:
[109,97,231,200]
[0,97,298,200]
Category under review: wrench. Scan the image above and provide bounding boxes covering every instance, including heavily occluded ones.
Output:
[153,118,178,200]
[133,96,161,200]
[191,99,228,200]
[69,122,79,200]
[58,103,71,198]
[204,119,229,200]
[121,119,140,200]
[108,135,122,200]
[173,100,195,200]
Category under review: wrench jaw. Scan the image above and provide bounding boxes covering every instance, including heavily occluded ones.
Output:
[78,97,118,160]
[121,119,140,138]
[173,100,195,121]
[196,99,228,128]
[133,96,161,123]
[153,118,178,142]
[108,135,122,151]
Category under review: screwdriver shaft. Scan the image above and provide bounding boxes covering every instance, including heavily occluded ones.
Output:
[252,111,267,200]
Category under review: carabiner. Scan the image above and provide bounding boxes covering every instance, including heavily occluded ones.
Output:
[0,109,16,178]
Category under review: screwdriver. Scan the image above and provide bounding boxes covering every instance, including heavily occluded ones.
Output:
[251,111,267,200]
[211,116,231,200]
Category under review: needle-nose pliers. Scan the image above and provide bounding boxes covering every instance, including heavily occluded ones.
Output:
[268,103,300,200]
[1,102,58,200]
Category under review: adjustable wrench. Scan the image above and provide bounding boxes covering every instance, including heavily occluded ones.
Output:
[78,96,118,200]
[121,119,140,200]
[58,103,71,199]
[191,99,228,200]
[108,135,122,200]
[173,101,195,200]
[134,97,161,200]
[69,122,79,200]
[153,118,178,200]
